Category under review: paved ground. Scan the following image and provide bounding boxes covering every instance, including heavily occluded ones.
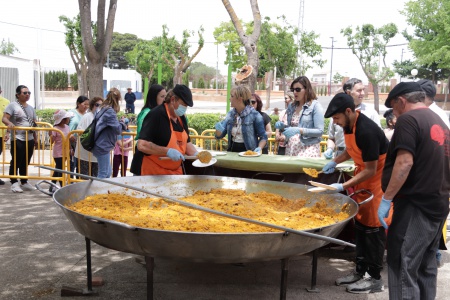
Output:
[0,173,449,300]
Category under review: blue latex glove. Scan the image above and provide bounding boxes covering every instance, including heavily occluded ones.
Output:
[166,148,185,161]
[215,121,225,132]
[254,147,261,153]
[283,127,301,140]
[275,121,285,130]
[323,148,334,159]
[378,195,392,229]
[330,183,344,192]
[322,161,337,174]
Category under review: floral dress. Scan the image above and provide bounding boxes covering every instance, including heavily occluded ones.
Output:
[285,111,321,157]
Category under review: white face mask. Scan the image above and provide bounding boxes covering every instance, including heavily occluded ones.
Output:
[174,104,187,116]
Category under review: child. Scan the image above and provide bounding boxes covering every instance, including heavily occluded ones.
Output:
[50,110,73,193]
[112,118,133,177]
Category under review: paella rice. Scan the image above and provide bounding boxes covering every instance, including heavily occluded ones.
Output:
[66,189,350,233]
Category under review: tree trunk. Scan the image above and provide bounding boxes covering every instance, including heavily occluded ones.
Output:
[372,82,380,113]
[78,0,117,98]
[222,0,261,92]
[77,67,88,96]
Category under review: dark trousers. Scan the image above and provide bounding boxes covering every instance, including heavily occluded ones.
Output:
[9,139,35,184]
[387,204,444,300]
[51,157,63,186]
[126,105,135,114]
[354,220,386,280]
[112,155,128,177]
[79,159,98,177]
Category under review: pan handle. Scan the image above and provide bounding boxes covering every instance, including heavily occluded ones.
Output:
[85,217,138,231]
[348,189,373,206]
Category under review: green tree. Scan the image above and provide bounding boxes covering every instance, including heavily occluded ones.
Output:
[197,77,205,89]
[333,72,344,84]
[78,0,117,98]
[108,32,140,69]
[341,23,398,113]
[161,25,204,85]
[59,14,91,96]
[0,39,19,55]
[392,59,450,82]
[188,62,217,85]
[402,0,450,107]
[126,37,161,84]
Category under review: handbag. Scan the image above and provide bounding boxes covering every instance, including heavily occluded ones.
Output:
[80,109,106,151]
[16,101,37,134]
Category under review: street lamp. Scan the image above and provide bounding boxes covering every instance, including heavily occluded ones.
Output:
[411,69,418,81]
[329,37,336,96]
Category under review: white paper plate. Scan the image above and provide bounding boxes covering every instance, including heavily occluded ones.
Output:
[238,151,262,157]
[307,187,327,193]
[192,158,217,167]
[210,151,227,156]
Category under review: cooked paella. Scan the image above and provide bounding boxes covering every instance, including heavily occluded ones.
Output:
[66,189,350,233]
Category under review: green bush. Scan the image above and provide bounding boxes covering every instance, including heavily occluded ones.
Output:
[70,73,78,91]
[197,77,205,89]
[36,109,137,125]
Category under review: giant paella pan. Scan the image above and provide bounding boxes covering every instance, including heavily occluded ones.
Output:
[53,175,359,263]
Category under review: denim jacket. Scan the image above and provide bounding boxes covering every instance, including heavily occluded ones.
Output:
[215,106,268,151]
[285,100,324,145]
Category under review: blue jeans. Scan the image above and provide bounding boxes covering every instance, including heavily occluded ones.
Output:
[95,153,112,178]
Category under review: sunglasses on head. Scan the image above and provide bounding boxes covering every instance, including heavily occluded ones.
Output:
[290,87,304,93]
[251,100,256,104]
[22,91,31,95]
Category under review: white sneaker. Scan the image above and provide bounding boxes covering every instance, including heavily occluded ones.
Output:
[11,182,23,193]
[20,182,35,191]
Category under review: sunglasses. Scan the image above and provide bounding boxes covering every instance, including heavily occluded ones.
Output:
[95,103,101,107]
[290,87,304,93]
[251,100,257,104]
[22,92,31,95]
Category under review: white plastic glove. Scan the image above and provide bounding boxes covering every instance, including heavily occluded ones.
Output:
[275,121,285,130]
[283,127,300,140]
[330,183,344,192]
[378,195,392,229]
[322,161,337,174]
[166,148,185,161]
[254,147,261,153]
[215,121,225,132]
[324,148,334,159]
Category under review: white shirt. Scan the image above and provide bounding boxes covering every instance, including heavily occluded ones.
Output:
[429,102,450,129]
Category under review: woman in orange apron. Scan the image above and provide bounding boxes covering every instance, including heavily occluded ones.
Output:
[136,84,198,175]
[322,93,391,294]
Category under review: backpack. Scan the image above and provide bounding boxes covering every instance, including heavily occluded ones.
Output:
[80,109,106,151]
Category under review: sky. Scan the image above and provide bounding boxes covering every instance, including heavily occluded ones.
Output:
[1,0,414,84]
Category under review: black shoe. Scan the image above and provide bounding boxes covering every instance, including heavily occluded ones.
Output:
[0,179,5,185]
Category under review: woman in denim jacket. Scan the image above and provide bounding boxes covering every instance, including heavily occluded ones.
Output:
[214,85,267,153]
[275,76,324,157]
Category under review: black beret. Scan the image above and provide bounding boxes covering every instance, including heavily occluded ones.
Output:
[173,84,193,107]
[417,79,436,98]
[324,93,354,118]
[385,82,422,108]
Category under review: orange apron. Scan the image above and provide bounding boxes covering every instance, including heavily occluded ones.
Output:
[344,111,393,227]
[141,103,188,175]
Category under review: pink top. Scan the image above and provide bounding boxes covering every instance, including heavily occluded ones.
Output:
[51,124,70,158]
[113,137,133,156]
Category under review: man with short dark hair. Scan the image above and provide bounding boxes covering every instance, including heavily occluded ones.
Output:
[124,87,136,114]
[378,82,450,299]
[322,93,390,294]
[417,79,450,129]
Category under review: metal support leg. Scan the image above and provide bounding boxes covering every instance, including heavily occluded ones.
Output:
[280,258,289,300]
[61,237,98,296]
[145,257,154,300]
[306,250,319,293]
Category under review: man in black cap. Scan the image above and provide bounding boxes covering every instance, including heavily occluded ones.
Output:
[378,82,450,299]
[322,93,389,294]
[137,84,197,175]
[417,79,450,129]
[124,87,136,114]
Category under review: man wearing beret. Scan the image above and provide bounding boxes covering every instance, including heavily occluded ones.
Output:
[322,93,390,294]
[137,84,198,175]
[378,82,450,299]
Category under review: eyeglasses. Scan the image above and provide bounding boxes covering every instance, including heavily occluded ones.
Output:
[22,92,31,95]
[95,103,101,107]
[251,100,257,104]
[290,87,304,93]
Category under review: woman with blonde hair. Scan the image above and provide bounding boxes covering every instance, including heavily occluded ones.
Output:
[214,85,267,153]
[275,76,324,157]
[92,88,127,178]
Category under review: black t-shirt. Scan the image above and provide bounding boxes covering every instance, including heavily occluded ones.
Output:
[353,113,389,161]
[139,104,190,147]
[260,111,271,127]
[382,107,450,221]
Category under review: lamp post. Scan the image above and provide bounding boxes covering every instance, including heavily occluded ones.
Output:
[411,68,418,81]
[329,37,335,96]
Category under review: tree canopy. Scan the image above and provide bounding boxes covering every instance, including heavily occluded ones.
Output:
[108,32,140,69]
[0,39,19,56]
